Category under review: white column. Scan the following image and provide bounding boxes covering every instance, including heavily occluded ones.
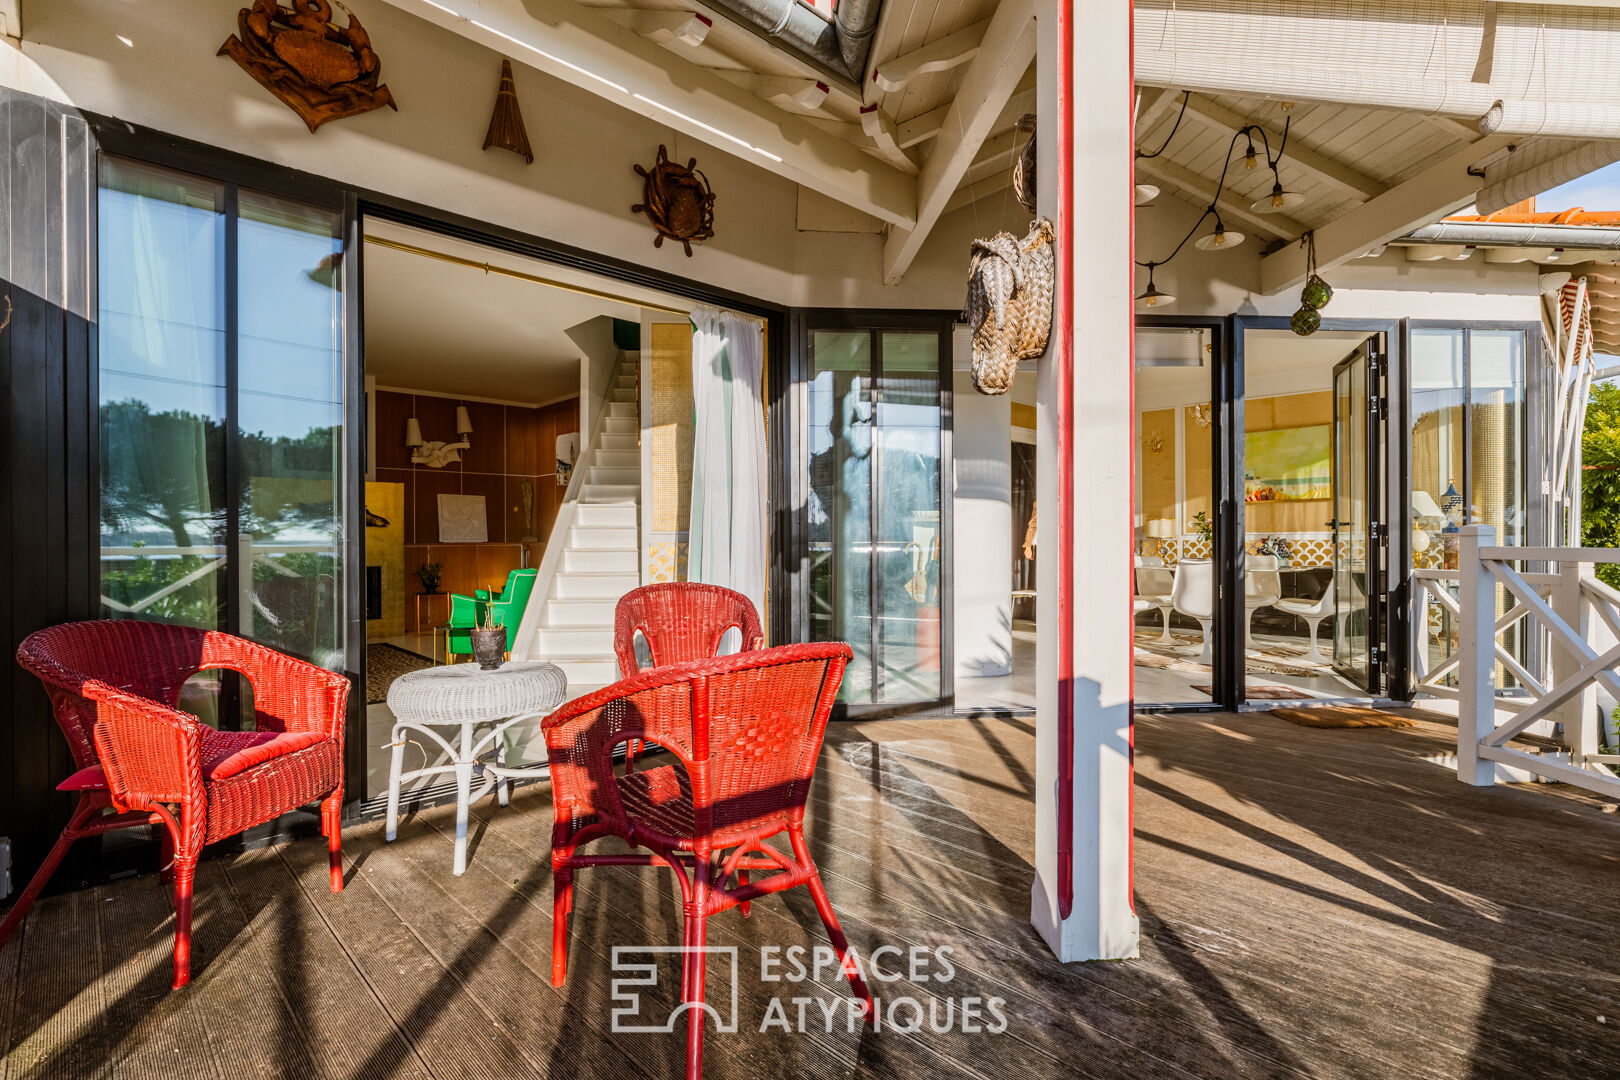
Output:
[1030,0,1140,962]
[1457,524,1497,786]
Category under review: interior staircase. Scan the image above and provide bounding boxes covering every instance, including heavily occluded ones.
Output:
[521,359,641,692]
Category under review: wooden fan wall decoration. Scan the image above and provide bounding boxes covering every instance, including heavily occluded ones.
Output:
[631,145,716,256]
[219,0,397,133]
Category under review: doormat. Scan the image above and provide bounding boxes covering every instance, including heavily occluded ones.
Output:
[1196,684,1298,700]
[367,642,433,705]
[1269,706,1415,729]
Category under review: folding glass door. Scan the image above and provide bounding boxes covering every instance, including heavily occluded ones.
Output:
[1331,339,1387,693]
[805,322,950,713]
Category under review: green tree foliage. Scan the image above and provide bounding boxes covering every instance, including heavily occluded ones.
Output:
[1581,380,1620,588]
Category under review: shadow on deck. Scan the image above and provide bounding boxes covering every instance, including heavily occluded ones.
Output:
[3,709,1618,1079]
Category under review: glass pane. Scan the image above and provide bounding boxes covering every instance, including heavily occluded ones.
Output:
[237,190,345,668]
[98,158,228,628]
[1133,334,1215,706]
[1333,355,1370,681]
[1469,329,1526,545]
[808,331,873,702]
[1411,328,1466,682]
[873,331,941,704]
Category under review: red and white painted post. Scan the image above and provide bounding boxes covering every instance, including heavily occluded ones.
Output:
[1030,0,1140,962]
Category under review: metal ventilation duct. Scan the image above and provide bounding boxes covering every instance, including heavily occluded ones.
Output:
[708,0,884,89]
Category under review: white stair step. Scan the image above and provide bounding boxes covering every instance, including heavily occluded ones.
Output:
[564,547,638,572]
[546,598,616,625]
[592,448,638,469]
[603,416,637,434]
[556,572,639,599]
[597,433,637,452]
[580,484,639,503]
[589,466,639,486]
[607,401,636,418]
[569,526,637,549]
[555,658,620,686]
[534,626,614,655]
[575,503,637,528]
[609,389,637,405]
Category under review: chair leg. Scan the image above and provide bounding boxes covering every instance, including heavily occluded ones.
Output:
[1155,606,1176,645]
[1304,616,1329,665]
[0,797,96,949]
[323,794,344,893]
[551,849,573,988]
[684,868,711,1080]
[736,869,751,918]
[171,855,198,990]
[385,724,407,843]
[790,830,873,1022]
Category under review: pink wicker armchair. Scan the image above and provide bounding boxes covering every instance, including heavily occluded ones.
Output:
[544,642,872,1079]
[5,620,350,988]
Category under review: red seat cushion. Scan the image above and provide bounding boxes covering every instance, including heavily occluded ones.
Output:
[57,765,108,792]
[200,729,328,781]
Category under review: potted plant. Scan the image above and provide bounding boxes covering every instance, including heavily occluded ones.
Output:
[1191,511,1214,549]
[415,562,443,595]
[470,603,508,671]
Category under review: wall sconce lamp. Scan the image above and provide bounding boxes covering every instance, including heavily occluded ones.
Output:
[407,406,474,468]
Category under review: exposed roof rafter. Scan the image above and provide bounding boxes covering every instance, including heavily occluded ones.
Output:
[873,19,989,94]
[1258,135,1515,294]
[1179,95,1385,202]
[378,0,916,228]
[1134,155,1303,241]
[882,0,1037,283]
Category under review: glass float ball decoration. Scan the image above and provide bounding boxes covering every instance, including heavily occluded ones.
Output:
[1290,306,1321,336]
[1301,274,1333,311]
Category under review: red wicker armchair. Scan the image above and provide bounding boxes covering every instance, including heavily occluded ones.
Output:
[544,642,872,1080]
[614,582,764,675]
[5,620,350,988]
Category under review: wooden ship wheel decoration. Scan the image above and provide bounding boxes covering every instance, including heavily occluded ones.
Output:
[219,0,398,133]
[631,145,716,256]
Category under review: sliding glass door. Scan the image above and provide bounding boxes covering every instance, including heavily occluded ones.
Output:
[97,156,347,688]
[805,320,951,714]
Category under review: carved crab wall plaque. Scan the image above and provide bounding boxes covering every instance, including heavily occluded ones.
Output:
[219,0,398,133]
[631,145,716,256]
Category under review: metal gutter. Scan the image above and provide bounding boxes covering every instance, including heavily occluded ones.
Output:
[1395,222,1620,250]
[706,0,883,87]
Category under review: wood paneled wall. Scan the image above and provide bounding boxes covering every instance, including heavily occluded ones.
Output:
[1,89,100,887]
[370,389,578,631]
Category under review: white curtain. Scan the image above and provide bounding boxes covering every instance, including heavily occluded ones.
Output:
[689,305,768,618]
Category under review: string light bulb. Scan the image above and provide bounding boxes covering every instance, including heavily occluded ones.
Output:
[1243,140,1259,171]
[1194,219,1245,252]
[1252,179,1305,213]
[1135,266,1176,309]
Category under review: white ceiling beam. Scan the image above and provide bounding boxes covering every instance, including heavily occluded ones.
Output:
[1259,135,1515,295]
[943,173,1017,217]
[898,69,1035,150]
[619,10,711,48]
[882,0,1036,283]
[379,0,916,228]
[1179,95,1385,202]
[1134,155,1303,241]
[1135,87,1181,136]
[859,105,922,176]
[897,104,952,149]
[960,130,1020,187]
[872,19,989,94]
[724,74,829,112]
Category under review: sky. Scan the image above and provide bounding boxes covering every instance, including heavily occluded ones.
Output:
[1537,161,1620,211]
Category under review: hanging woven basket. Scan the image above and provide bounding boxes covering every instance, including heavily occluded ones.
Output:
[963,217,1055,395]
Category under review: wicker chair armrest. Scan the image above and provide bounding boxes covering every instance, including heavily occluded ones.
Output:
[86,684,206,808]
[203,635,350,740]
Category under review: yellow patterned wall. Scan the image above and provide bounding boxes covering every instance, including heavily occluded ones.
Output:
[650,321,693,534]
[646,542,689,584]
[364,481,405,639]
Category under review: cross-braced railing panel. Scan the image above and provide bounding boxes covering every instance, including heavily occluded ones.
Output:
[1453,526,1620,799]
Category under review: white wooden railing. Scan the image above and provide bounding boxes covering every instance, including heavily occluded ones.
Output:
[1446,524,1620,797]
[101,536,337,633]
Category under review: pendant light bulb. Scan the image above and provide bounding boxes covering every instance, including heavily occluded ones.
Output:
[1135,267,1176,310]
[1194,221,1246,252]
[1252,179,1306,214]
[1243,141,1259,171]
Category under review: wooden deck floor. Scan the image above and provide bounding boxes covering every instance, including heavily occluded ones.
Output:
[3,709,1619,1080]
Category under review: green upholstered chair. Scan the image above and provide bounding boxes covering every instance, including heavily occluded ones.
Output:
[446,568,538,661]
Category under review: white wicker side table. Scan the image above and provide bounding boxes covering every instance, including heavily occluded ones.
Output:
[384,661,568,875]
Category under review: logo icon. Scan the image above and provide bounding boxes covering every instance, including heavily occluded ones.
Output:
[610,946,739,1034]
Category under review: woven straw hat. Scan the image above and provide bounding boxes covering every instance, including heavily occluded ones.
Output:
[964,217,1055,395]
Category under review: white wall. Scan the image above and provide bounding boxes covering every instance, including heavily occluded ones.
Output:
[952,369,1014,679]
[565,316,620,438]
